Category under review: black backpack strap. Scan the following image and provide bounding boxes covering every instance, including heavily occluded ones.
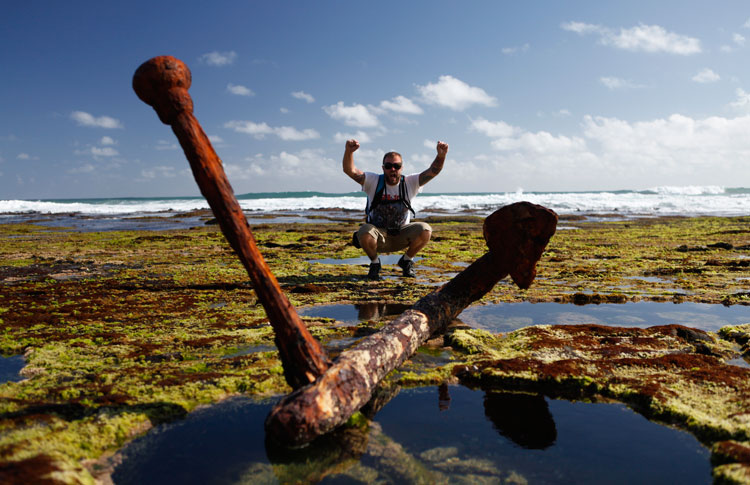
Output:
[366,174,386,223]
[399,175,416,217]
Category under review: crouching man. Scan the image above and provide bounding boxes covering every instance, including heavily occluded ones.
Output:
[342,138,449,280]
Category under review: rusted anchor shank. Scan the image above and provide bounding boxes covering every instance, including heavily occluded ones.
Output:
[132,56,330,389]
[265,201,558,446]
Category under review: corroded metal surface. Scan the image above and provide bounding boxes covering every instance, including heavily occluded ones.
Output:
[483,200,559,289]
[133,56,330,389]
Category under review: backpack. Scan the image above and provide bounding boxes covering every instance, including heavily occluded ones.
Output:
[365,174,415,224]
[352,174,416,247]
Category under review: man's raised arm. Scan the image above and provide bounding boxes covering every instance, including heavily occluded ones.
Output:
[419,140,449,186]
[342,139,365,185]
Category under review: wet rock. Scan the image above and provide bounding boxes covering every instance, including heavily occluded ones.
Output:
[289,283,330,294]
[719,324,750,355]
[419,446,459,463]
[676,244,709,252]
[561,292,629,305]
[713,440,750,466]
[709,242,735,250]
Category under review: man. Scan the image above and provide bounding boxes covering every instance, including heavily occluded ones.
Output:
[343,138,449,280]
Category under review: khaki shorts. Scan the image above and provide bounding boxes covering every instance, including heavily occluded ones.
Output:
[356,222,432,253]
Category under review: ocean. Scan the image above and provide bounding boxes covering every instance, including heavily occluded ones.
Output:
[1,185,748,230]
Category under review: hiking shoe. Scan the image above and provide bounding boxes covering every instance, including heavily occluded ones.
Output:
[397,256,416,278]
[367,261,381,280]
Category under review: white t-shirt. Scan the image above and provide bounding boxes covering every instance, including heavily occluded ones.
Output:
[362,172,422,225]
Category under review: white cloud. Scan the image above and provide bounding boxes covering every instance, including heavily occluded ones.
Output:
[581,114,750,174]
[734,33,746,46]
[537,109,572,118]
[333,131,372,144]
[227,83,255,96]
[156,140,178,150]
[491,130,587,153]
[68,164,96,174]
[208,135,224,144]
[291,91,315,103]
[561,21,603,35]
[323,101,380,127]
[471,117,586,155]
[100,136,116,145]
[91,147,119,157]
[199,51,237,66]
[227,121,273,138]
[423,139,435,149]
[470,118,518,138]
[600,76,645,90]
[140,166,177,179]
[74,144,119,157]
[71,111,123,129]
[416,75,497,111]
[465,113,750,190]
[692,68,720,84]
[274,126,320,141]
[501,43,530,55]
[224,120,320,140]
[562,21,701,55]
[280,107,290,114]
[226,148,337,181]
[729,88,750,112]
[379,95,423,115]
[17,153,30,160]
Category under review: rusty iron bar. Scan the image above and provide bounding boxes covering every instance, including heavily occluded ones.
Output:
[132,56,330,389]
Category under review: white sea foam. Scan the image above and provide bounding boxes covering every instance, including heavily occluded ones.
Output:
[1,186,748,218]
[645,185,726,195]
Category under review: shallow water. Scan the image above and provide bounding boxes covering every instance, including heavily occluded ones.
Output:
[111,386,710,484]
[300,300,750,335]
[458,301,750,333]
[0,355,25,383]
[0,211,352,232]
[111,301,744,483]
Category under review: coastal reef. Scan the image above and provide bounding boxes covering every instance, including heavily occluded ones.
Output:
[0,213,749,483]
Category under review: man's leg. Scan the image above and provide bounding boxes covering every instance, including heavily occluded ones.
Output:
[357,224,383,280]
[396,223,432,277]
[359,232,378,260]
[405,227,431,258]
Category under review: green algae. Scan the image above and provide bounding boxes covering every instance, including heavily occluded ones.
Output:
[0,214,749,482]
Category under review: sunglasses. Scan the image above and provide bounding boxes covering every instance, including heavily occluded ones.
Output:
[383,162,402,170]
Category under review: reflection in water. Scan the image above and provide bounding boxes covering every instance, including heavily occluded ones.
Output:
[299,302,411,325]
[112,385,710,484]
[483,391,557,449]
[458,301,750,333]
[355,302,411,321]
[438,382,451,411]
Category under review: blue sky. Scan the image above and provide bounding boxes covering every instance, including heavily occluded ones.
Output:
[3,1,750,199]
